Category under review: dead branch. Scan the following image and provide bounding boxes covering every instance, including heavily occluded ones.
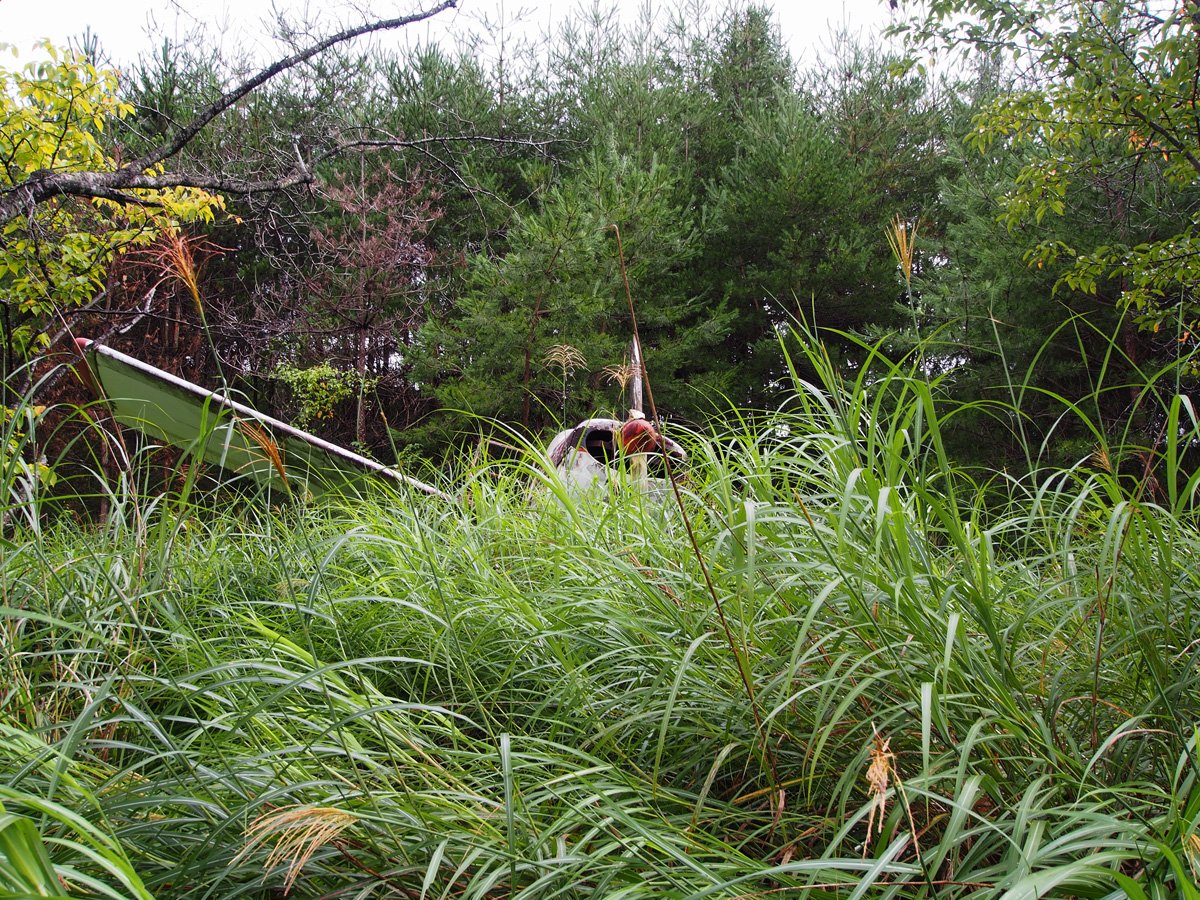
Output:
[0,0,458,225]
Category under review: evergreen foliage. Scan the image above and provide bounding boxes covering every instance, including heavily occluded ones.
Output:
[893,0,1200,330]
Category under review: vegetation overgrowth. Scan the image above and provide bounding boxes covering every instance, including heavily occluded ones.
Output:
[4,333,1199,899]
[17,0,1200,476]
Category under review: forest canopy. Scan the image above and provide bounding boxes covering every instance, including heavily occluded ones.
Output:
[5,5,1200,900]
[2,0,1197,473]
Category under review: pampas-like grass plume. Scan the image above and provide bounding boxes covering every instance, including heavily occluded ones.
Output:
[235,419,289,490]
[864,726,894,845]
[236,806,358,895]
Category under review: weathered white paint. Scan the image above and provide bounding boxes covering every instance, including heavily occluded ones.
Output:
[546,416,685,496]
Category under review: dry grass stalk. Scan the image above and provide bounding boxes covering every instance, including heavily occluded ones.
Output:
[863,724,921,858]
[147,230,224,318]
[544,344,587,421]
[543,343,587,376]
[1091,445,1112,474]
[603,361,638,393]
[886,215,922,286]
[159,231,203,315]
[235,419,289,489]
[235,806,358,895]
[864,726,894,845]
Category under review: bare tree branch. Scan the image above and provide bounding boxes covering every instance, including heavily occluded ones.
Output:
[322,135,580,156]
[0,0,458,225]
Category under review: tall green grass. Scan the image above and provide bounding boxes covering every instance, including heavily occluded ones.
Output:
[2,331,1199,899]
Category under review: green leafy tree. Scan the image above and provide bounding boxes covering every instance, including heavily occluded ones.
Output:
[914,55,1198,472]
[0,2,458,399]
[894,0,1200,331]
[697,3,795,181]
[406,3,953,449]
[921,105,1128,468]
[0,43,221,383]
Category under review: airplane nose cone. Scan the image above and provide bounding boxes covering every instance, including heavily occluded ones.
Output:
[619,418,661,455]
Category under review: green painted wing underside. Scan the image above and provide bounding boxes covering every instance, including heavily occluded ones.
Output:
[76,340,447,500]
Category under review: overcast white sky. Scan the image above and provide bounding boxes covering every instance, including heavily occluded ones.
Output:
[1,0,899,71]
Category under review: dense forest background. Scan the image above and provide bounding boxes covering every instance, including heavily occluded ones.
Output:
[8,6,1200,897]
[5,0,1198,477]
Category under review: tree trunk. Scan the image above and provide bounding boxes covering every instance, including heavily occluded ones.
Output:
[521,290,546,432]
[357,328,367,447]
